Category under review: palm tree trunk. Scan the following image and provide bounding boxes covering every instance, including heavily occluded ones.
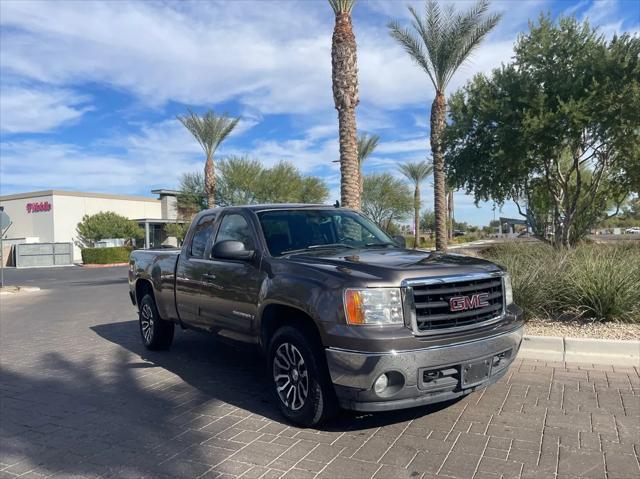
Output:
[448,190,454,240]
[414,186,420,249]
[338,107,360,209]
[204,154,215,208]
[332,12,360,210]
[431,91,447,251]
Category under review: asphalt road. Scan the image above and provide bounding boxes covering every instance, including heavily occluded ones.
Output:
[1,266,638,479]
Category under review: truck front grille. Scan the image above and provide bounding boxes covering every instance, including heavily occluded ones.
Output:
[410,275,504,333]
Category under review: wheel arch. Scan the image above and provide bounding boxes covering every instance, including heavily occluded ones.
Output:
[135,278,155,306]
[259,303,323,352]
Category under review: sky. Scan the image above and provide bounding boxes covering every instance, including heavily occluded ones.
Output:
[1,0,638,226]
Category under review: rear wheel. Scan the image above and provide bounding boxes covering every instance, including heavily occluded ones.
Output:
[139,294,174,350]
[268,326,337,427]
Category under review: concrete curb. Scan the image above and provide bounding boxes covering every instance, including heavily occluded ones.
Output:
[520,335,640,366]
[0,286,41,295]
[80,262,129,268]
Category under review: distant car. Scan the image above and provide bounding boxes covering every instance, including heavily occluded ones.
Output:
[625,227,640,234]
[453,230,465,237]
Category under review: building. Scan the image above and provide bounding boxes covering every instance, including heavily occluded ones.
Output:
[0,189,184,264]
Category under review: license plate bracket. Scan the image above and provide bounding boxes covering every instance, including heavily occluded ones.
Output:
[461,358,492,388]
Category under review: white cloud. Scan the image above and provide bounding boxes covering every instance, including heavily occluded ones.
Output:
[0,85,91,133]
[376,138,430,155]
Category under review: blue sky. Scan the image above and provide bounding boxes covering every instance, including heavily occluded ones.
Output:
[1,0,638,226]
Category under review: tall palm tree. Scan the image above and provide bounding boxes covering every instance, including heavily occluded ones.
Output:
[357,132,380,193]
[399,161,433,248]
[329,0,360,210]
[389,0,501,250]
[177,109,239,208]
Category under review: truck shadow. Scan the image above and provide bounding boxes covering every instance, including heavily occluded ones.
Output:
[91,320,461,432]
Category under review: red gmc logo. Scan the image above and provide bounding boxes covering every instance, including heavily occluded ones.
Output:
[449,293,490,312]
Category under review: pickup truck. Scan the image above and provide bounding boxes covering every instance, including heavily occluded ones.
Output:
[129,204,523,426]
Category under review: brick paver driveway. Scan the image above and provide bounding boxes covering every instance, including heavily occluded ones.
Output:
[1,267,638,479]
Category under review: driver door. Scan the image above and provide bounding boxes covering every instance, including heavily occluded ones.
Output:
[198,211,264,335]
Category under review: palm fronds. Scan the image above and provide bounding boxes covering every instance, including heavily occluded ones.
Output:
[328,0,355,15]
[357,133,380,165]
[177,109,240,157]
[398,160,434,185]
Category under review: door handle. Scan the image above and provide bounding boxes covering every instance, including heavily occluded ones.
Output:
[202,273,217,282]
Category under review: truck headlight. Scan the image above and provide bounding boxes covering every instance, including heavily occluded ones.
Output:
[503,274,514,305]
[344,288,404,325]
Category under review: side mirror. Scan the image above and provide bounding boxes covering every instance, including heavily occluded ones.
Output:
[212,240,254,261]
[392,235,406,248]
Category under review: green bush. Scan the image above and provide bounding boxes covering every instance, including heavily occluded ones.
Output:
[81,246,132,264]
[482,243,640,322]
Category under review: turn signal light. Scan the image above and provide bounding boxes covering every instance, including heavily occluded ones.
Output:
[344,290,365,325]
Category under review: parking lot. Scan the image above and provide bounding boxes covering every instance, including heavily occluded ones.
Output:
[1,266,638,479]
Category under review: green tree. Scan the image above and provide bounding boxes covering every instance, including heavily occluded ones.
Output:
[357,132,380,193]
[420,209,436,233]
[77,212,143,247]
[163,223,189,244]
[389,0,501,251]
[176,171,206,218]
[216,156,263,206]
[444,16,639,247]
[177,109,240,208]
[362,173,412,231]
[398,161,433,248]
[329,0,361,210]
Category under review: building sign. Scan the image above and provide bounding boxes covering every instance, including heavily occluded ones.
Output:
[26,201,52,213]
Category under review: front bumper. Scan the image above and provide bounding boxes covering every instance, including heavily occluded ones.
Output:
[325,325,523,412]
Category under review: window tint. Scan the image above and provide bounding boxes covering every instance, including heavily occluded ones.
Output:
[215,214,254,250]
[190,216,216,258]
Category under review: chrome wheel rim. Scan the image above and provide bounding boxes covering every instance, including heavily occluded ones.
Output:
[140,303,154,344]
[273,342,308,411]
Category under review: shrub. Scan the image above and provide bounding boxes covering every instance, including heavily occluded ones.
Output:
[77,212,143,247]
[81,246,132,264]
[481,242,640,323]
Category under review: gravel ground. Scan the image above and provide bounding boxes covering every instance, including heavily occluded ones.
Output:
[525,317,640,340]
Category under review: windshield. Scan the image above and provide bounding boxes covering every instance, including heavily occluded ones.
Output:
[258,209,395,256]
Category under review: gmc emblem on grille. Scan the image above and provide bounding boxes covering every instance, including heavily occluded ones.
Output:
[449,293,490,312]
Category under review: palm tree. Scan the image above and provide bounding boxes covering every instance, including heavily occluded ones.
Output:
[399,161,433,248]
[389,0,501,250]
[357,132,380,193]
[329,0,360,210]
[177,109,239,208]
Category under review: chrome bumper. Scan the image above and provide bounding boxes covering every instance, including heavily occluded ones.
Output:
[325,326,524,412]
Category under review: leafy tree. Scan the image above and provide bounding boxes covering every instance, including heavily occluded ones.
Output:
[362,173,412,231]
[77,212,143,247]
[420,209,436,233]
[163,223,189,244]
[177,159,329,212]
[389,0,501,251]
[216,156,263,206]
[444,16,639,247]
[329,0,361,210]
[357,132,380,193]
[177,109,240,208]
[398,161,433,248]
[176,171,206,218]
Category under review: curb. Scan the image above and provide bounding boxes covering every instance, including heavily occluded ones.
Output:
[520,335,640,366]
[80,262,129,268]
[0,286,41,296]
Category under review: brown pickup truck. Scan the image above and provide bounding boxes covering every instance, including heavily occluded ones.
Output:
[129,204,523,426]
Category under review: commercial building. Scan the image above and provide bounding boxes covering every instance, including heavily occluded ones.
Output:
[0,189,184,265]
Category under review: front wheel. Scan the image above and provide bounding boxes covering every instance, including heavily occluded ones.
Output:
[268,326,337,427]
[139,294,174,350]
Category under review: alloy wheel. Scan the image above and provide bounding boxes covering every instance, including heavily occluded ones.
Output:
[273,342,309,411]
[140,303,155,344]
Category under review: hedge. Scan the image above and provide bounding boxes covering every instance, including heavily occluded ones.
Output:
[81,246,132,264]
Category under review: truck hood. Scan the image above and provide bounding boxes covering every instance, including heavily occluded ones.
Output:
[282,246,501,284]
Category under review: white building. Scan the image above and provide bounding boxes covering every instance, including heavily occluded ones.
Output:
[0,189,183,264]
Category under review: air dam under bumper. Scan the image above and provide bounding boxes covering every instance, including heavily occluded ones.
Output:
[326,326,523,412]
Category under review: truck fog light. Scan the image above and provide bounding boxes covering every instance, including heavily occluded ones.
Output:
[373,374,388,394]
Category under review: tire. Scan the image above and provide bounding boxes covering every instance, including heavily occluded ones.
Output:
[268,326,337,427]
[139,293,174,350]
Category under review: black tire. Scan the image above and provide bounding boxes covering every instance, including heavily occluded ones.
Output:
[139,293,174,350]
[268,326,338,427]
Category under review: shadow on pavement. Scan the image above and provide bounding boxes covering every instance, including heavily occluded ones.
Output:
[92,320,460,432]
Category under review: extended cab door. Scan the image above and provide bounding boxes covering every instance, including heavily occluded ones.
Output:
[198,210,265,335]
[175,213,218,329]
